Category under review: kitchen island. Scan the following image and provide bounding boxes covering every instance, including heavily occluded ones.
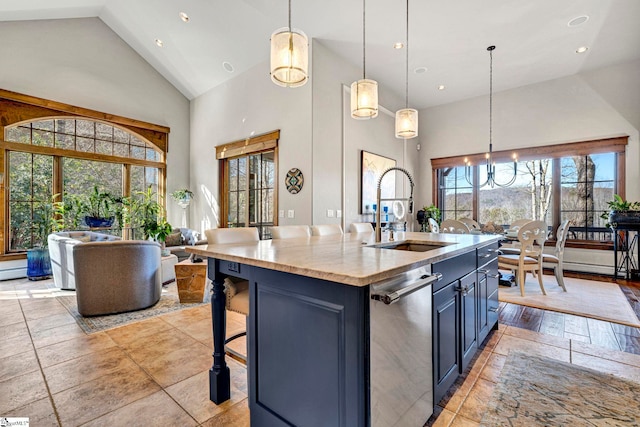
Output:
[187,231,501,426]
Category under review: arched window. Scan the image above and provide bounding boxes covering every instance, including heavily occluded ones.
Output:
[0,90,168,254]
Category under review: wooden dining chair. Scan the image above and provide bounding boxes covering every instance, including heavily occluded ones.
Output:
[271,225,311,239]
[459,217,481,231]
[538,219,570,291]
[205,227,259,363]
[498,220,548,296]
[440,219,469,234]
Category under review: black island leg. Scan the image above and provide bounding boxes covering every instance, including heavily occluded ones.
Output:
[209,273,230,404]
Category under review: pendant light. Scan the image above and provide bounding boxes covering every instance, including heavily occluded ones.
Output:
[464,46,518,188]
[270,0,309,88]
[395,0,418,138]
[351,0,378,119]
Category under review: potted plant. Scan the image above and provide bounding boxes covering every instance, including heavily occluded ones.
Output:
[144,217,173,256]
[417,204,441,227]
[81,185,116,228]
[600,194,640,229]
[27,195,60,280]
[171,188,194,208]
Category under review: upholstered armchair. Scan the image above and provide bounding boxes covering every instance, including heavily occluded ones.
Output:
[73,240,162,316]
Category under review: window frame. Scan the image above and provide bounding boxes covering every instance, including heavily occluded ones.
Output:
[431,137,628,248]
[0,89,169,258]
[216,130,280,239]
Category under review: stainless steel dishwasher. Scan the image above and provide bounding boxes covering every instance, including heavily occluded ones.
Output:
[369,266,442,427]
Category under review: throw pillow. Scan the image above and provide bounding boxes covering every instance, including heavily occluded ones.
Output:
[76,235,92,243]
[180,228,196,246]
[164,231,183,247]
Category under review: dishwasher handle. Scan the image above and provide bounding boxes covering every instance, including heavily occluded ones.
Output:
[371,272,442,305]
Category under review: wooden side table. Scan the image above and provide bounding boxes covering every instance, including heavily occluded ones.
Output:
[175,259,208,303]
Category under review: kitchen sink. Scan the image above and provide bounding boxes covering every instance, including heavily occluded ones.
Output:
[369,240,452,252]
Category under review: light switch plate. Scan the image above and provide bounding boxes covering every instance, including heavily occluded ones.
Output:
[279,210,285,218]
[336,210,342,218]
[327,209,334,218]
[287,210,295,218]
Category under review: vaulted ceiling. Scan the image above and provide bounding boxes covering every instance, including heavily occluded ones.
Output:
[1,0,639,109]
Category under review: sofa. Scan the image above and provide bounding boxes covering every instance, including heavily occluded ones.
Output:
[164,227,207,261]
[73,240,162,316]
[48,231,121,291]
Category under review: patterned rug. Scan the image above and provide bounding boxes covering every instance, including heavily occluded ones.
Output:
[498,274,640,327]
[480,352,640,426]
[58,283,210,334]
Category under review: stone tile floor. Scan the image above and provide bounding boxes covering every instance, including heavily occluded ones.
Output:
[2,276,640,426]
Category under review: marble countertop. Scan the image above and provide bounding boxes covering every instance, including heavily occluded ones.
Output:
[186,231,501,287]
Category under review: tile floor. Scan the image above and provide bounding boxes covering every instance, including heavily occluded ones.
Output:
[3,276,640,426]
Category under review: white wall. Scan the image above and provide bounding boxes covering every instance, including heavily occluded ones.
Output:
[190,39,411,236]
[417,59,640,209]
[189,51,313,233]
[0,17,190,277]
[416,59,640,274]
[311,40,414,231]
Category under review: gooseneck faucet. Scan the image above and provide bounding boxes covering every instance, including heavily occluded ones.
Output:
[376,167,415,242]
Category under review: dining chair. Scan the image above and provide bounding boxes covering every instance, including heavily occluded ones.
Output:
[350,222,374,233]
[205,227,259,363]
[510,219,533,229]
[310,224,344,236]
[440,219,469,234]
[538,219,569,292]
[459,218,481,231]
[271,225,311,239]
[427,217,440,233]
[498,220,548,296]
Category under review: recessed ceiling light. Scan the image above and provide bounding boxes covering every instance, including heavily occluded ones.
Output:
[437,84,446,90]
[393,42,404,49]
[568,15,589,27]
[179,12,190,23]
[222,62,234,73]
[155,38,163,48]
[414,67,428,74]
[576,46,589,54]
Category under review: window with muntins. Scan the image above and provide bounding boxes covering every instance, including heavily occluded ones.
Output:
[432,137,627,244]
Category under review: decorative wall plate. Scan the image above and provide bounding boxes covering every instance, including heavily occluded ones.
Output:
[286,168,304,194]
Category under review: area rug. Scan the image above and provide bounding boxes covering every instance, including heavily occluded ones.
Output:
[58,284,210,334]
[498,273,640,327]
[480,352,640,426]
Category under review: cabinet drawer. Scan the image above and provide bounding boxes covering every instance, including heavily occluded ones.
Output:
[433,251,476,292]
[217,259,250,280]
[478,258,499,294]
[477,243,499,266]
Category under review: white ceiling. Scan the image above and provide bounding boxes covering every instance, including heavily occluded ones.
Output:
[1,0,639,109]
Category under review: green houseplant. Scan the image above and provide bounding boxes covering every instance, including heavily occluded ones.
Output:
[81,185,116,228]
[170,188,194,203]
[600,194,640,229]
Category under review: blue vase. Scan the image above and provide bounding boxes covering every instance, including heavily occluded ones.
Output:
[27,248,52,281]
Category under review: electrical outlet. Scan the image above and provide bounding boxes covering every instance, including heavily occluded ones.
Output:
[287,210,295,218]
[336,210,342,218]
[279,210,285,218]
[327,209,335,218]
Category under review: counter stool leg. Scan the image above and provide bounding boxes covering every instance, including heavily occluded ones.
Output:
[209,275,231,404]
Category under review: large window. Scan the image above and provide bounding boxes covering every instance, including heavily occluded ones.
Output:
[217,131,279,240]
[1,91,168,255]
[432,137,627,244]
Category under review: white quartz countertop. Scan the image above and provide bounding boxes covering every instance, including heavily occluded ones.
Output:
[186,231,501,287]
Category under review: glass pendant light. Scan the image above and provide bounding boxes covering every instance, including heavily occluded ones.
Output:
[351,0,378,119]
[270,0,309,88]
[395,0,418,138]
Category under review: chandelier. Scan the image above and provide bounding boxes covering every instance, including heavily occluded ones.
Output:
[465,46,517,188]
[270,0,309,88]
[395,0,418,138]
[351,0,379,119]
